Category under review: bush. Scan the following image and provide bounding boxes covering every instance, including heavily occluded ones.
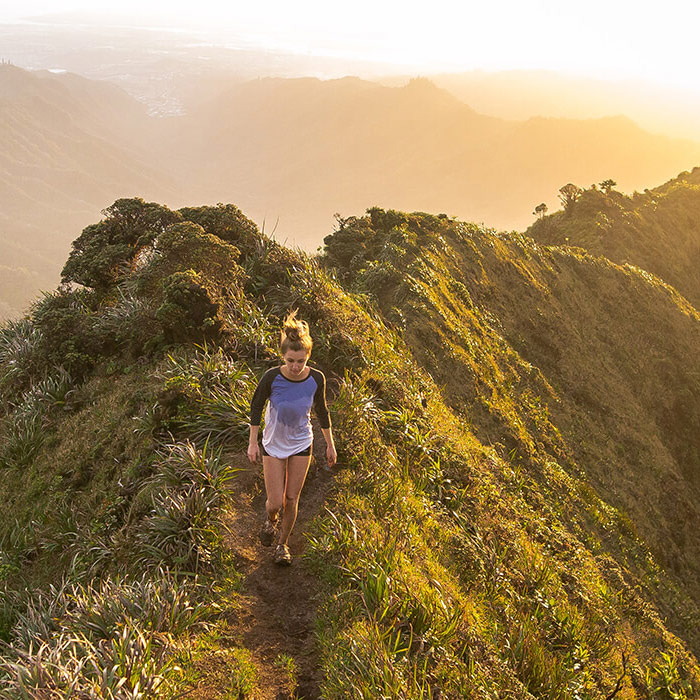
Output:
[156,270,223,343]
[178,203,260,257]
[30,288,98,378]
[62,198,181,291]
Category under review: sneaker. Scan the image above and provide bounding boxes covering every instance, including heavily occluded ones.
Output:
[273,543,292,566]
[259,517,277,547]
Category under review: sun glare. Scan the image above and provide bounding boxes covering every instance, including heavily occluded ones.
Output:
[2,0,700,91]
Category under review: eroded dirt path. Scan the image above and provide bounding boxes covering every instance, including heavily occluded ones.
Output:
[186,422,335,699]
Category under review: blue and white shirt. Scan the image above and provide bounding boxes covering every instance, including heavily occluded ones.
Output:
[249,366,331,459]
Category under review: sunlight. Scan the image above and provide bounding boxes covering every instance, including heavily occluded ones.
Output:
[3,0,700,91]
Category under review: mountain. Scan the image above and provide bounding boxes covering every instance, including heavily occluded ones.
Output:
[167,76,700,247]
[0,198,698,697]
[0,64,178,318]
[419,69,700,143]
[525,168,700,307]
[3,66,700,320]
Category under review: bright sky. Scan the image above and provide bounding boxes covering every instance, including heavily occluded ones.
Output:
[3,0,700,91]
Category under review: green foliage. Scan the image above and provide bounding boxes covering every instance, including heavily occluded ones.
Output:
[0,572,205,698]
[157,346,256,448]
[29,288,98,377]
[274,653,299,697]
[141,221,243,289]
[645,651,695,699]
[0,318,43,399]
[156,270,223,342]
[225,648,258,698]
[0,366,74,469]
[558,183,584,212]
[61,197,181,290]
[178,203,260,256]
[131,440,238,572]
[3,196,700,698]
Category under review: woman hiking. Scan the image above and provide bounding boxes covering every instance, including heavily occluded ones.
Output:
[247,311,337,565]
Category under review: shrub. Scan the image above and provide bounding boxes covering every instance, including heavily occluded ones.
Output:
[62,198,181,291]
[156,270,223,343]
[178,203,260,257]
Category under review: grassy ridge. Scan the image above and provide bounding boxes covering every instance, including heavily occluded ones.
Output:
[526,167,700,307]
[0,199,698,697]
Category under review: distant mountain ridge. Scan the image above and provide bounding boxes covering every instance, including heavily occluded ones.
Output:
[0,64,178,318]
[2,64,700,319]
[168,75,700,245]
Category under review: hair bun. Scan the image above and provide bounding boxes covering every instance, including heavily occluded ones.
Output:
[280,310,313,354]
[285,326,301,341]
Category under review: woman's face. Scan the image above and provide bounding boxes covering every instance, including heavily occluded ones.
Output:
[283,349,310,377]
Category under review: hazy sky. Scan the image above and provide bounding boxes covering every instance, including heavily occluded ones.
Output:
[3,0,700,90]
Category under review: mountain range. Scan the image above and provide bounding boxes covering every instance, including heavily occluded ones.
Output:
[3,63,700,319]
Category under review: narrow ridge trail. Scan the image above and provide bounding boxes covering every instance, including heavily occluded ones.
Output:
[187,421,335,699]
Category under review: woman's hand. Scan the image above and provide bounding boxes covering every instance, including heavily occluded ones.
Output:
[326,443,337,467]
[247,442,260,464]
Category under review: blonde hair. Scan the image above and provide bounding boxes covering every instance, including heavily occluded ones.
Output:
[280,310,313,355]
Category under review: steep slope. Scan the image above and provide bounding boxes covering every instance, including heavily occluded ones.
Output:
[1,198,698,697]
[324,208,700,647]
[526,168,700,307]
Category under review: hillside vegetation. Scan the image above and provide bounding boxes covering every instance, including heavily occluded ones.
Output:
[0,198,698,698]
[526,168,700,307]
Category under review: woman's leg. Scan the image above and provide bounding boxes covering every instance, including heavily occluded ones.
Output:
[262,455,287,523]
[278,454,312,545]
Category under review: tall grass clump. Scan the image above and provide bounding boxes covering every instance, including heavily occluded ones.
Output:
[0,571,206,698]
[132,440,238,572]
[158,346,256,449]
[0,366,74,469]
[0,319,44,399]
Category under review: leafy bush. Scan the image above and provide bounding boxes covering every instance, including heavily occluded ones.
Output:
[178,203,260,257]
[155,270,223,343]
[61,198,181,291]
[29,288,98,378]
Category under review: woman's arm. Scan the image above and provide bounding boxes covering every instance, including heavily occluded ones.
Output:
[321,426,337,467]
[311,369,336,467]
[248,368,276,463]
[247,424,260,463]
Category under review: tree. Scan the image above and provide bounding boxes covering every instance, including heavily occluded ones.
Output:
[177,203,259,256]
[61,198,180,290]
[599,179,617,194]
[533,203,548,219]
[558,184,583,212]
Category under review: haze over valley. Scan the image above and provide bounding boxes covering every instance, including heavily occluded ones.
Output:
[3,16,700,318]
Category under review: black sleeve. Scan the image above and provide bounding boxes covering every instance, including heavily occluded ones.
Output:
[249,368,278,426]
[310,368,331,429]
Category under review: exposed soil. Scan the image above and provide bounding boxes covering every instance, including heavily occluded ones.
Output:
[182,421,335,699]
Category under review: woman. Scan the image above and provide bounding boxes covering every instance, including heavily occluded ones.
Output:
[247,311,337,565]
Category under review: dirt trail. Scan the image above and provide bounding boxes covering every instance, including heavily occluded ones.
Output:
[188,421,335,699]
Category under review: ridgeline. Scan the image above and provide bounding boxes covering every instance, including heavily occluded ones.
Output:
[0,195,698,698]
[526,168,700,307]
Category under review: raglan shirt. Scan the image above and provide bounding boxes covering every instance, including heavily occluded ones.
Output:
[249,366,331,459]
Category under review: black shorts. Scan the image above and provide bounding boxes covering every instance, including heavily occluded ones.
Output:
[260,443,312,458]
